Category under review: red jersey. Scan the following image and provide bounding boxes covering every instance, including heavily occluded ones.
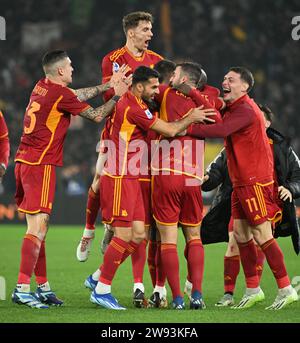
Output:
[188,94,273,187]
[15,78,90,166]
[200,85,224,110]
[101,46,163,102]
[103,91,158,178]
[151,85,221,180]
[0,111,10,168]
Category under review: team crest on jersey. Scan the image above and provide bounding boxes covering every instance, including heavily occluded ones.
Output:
[112,62,120,72]
[145,109,153,119]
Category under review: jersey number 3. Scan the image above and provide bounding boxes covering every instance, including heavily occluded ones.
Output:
[24,101,40,134]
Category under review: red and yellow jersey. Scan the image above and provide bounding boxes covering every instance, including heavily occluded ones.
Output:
[103,91,158,178]
[101,46,163,102]
[200,85,224,110]
[0,111,10,167]
[15,78,90,166]
[188,94,274,187]
[151,85,220,181]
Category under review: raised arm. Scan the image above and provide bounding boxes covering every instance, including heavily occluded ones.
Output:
[79,95,120,123]
[73,64,131,102]
[73,84,112,102]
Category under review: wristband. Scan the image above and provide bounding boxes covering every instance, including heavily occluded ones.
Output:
[111,95,121,102]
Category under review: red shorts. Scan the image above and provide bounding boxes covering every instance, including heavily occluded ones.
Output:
[231,181,282,226]
[139,178,153,227]
[100,175,145,227]
[15,163,56,215]
[152,174,203,226]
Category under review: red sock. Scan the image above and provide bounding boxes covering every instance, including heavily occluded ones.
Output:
[224,255,240,293]
[99,237,128,285]
[161,243,182,299]
[155,242,166,287]
[121,240,139,263]
[184,243,192,283]
[260,238,290,288]
[187,239,204,293]
[256,245,265,283]
[147,240,157,287]
[131,239,147,283]
[237,239,259,288]
[85,187,100,230]
[18,234,41,284]
[34,240,47,285]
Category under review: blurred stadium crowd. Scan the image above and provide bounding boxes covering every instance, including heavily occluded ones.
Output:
[1,0,299,195]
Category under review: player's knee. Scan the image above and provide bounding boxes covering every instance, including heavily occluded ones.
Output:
[132,231,146,244]
[226,242,239,256]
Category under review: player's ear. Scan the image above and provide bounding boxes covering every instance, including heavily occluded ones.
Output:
[136,82,144,93]
[128,28,134,38]
[57,67,64,77]
[241,81,249,93]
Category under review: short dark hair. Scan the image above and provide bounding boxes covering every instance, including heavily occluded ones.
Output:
[258,104,275,123]
[229,66,254,92]
[122,11,153,35]
[42,50,68,69]
[132,66,159,86]
[154,59,176,84]
[177,62,202,86]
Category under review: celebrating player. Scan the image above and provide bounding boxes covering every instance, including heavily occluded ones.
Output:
[12,50,129,309]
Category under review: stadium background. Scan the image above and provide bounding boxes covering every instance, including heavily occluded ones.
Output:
[0,0,300,224]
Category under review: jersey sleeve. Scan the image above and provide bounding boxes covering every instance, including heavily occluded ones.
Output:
[187,106,255,138]
[101,54,115,102]
[0,111,10,167]
[127,107,158,131]
[0,111,9,137]
[58,88,91,116]
[188,89,222,123]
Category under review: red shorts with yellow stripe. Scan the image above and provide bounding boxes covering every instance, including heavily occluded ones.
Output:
[139,178,153,227]
[100,175,145,227]
[231,181,282,226]
[152,174,203,226]
[15,163,56,215]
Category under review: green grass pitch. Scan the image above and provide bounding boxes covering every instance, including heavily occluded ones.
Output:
[0,225,299,323]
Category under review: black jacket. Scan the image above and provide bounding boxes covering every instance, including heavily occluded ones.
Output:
[200,127,300,254]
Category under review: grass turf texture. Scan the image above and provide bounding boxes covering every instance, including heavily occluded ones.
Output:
[0,225,299,323]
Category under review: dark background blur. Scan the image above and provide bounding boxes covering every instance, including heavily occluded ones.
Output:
[1,0,300,223]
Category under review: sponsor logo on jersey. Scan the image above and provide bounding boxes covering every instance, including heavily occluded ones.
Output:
[145,109,153,119]
[113,62,120,72]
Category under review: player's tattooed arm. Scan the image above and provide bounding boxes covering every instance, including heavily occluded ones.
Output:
[73,65,131,101]
[79,96,120,123]
[73,83,112,101]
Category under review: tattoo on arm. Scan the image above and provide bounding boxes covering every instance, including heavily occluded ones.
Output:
[79,99,116,122]
[74,83,111,101]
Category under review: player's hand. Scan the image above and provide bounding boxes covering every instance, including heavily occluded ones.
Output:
[110,64,131,87]
[202,174,209,183]
[174,83,193,96]
[113,77,131,97]
[278,186,292,202]
[189,106,216,123]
